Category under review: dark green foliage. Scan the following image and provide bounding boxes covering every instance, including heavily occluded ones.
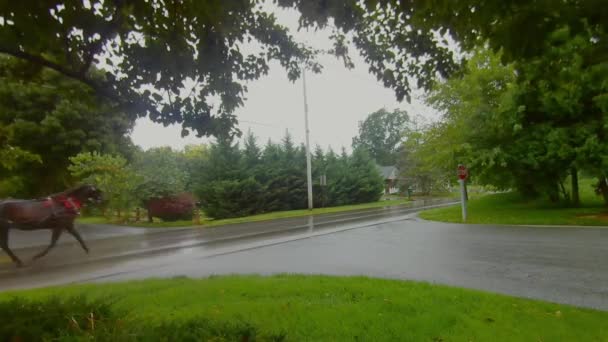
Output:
[345,148,386,203]
[138,318,273,342]
[182,144,210,190]
[283,0,607,100]
[264,174,307,212]
[69,152,141,213]
[243,131,263,176]
[196,139,245,185]
[194,132,384,219]
[352,108,409,165]
[4,0,606,207]
[0,295,283,341]
[417,25,608,205]
[133,147,189,201]
[200,178,265,219]
[0,0,321,138]
[2,0,605,141]
[0,56,135,197]
[324,148,384,205]
[261,135,308,212]
[0,295,117,341]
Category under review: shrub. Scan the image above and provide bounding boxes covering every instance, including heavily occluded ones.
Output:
[146,193,197,222]
[199,178,265,219]
[0,295,117,341]
[1,296,285,341]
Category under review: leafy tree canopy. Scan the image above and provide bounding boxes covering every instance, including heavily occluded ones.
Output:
[7,1,602,138]
[68,152,141,211]
[0,55,135,196]
[352,108,409,166]
[133,147,188,201]
[3,0,605,188]
[421,26,608,203]
[0,0,322,138]
[279,0,606,98]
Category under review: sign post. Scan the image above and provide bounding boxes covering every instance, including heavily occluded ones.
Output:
[320,174,327,207]
[457,164,468,222]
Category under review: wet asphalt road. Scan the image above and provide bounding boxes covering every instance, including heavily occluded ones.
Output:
[1,199,608,311]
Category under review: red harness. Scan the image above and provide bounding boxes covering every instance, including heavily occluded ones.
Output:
[43,196,82,214]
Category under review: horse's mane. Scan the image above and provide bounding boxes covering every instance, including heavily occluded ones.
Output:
[46,184,88,199]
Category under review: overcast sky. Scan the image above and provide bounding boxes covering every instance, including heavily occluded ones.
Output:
[131,6,438,152]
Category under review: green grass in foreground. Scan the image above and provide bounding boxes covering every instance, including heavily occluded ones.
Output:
[78,198,411,228]
[1,275,606,341]
[420,186,608,226]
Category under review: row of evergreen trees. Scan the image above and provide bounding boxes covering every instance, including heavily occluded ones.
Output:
[193,132,385,218]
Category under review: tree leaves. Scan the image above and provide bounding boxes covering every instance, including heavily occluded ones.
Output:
[0,0,319,138]
[190,132,383,218]
[0,56,134,196]
[68,152,141,211]
[2,0,606,139]
[133,147,189,201]
[416,26,608,203]
[352,108,410,166]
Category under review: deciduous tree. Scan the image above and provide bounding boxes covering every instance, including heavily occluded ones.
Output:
[352,108,409,166]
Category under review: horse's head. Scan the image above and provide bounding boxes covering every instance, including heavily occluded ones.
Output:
[70,184,104,204]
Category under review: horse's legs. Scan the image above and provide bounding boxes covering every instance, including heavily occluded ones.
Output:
[0,220,23,267]
[32,228,62,260]
[66,225,89,253]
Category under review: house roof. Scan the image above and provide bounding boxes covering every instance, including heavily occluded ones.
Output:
[377,165,398,180]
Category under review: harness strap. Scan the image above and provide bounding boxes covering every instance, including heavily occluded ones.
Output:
[44,196,82,216]
[65,197,82,215]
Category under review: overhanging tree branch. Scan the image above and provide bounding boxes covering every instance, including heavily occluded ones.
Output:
[0,47,105,93]
[79,0,125,75]
[0,47,168,121]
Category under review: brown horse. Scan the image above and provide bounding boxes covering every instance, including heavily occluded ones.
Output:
[0,184,103,267]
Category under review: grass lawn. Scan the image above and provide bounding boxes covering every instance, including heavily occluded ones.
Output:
[420,179,608,226]
[416,184,492,201]
[1,275,606,341]
[78,198,412,229]
[77,215,195,228]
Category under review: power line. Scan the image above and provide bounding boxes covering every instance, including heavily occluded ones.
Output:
[239,119,297,131]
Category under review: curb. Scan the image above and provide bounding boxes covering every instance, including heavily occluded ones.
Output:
[415,214,608,229]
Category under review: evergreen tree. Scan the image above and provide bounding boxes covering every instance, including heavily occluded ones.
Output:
[347,148,385,203]
[191,133,389,219]
[242,130,262,178]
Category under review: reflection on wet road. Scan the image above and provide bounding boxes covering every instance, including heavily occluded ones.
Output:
[2,198,608,311]
[0,200,453,285]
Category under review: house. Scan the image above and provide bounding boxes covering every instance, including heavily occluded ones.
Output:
[377,165,400,195]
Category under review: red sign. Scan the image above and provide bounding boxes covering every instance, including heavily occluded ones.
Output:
[457,165,468,180]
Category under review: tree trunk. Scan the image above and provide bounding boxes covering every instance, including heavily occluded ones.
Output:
[559,180,569,202]
[571,168,580,207]
[598,177,608,206]
[548,182,560,203]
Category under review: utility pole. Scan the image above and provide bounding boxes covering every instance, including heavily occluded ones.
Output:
[302,66,313,210]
